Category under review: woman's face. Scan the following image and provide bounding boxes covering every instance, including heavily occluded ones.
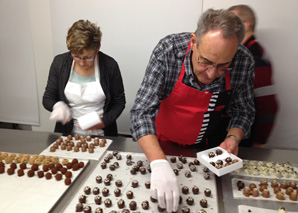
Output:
[71,49,97,71]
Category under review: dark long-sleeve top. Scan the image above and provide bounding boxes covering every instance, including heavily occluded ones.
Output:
[43,51,126,136]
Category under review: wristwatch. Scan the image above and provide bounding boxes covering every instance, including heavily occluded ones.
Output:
[225,135,240,144]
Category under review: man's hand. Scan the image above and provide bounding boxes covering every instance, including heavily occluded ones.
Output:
[150,159,180,212]
[220,135,239,155]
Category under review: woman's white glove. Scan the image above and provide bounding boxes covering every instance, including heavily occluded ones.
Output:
[150,159,179,212]
[49,101,72,125]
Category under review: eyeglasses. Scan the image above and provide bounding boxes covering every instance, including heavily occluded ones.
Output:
[198,59,232,72]
[196,48,232,72]
[72,55,96,62]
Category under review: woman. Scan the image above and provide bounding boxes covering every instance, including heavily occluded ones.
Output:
[43,20,125,136]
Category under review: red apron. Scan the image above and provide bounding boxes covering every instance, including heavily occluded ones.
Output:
[155,42,231,146]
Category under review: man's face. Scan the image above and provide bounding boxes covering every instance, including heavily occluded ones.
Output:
[190,30,239,85]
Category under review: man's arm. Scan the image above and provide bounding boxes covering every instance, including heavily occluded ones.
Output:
[137,134,167,162]
[220,127,244,155]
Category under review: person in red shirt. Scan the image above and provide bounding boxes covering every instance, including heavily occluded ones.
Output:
[229,5,279,146]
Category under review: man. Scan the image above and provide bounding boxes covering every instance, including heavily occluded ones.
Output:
[130,9,255,212]
[229,5,278,146]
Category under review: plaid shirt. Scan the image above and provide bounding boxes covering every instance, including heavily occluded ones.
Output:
[130,32,255,141]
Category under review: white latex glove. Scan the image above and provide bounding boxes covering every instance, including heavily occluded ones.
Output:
[49,101,72,125]
[150,159,179,212]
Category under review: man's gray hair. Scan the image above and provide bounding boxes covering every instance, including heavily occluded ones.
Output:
[195,9,245,46]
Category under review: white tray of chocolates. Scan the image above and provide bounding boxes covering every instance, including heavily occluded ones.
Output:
[232,160,298,180]
[196,146,243,176]
[40,135,112,160]
[238,205,296,213]
[63,151,219,213]
[0,152,88,213]
[232,178,298,203]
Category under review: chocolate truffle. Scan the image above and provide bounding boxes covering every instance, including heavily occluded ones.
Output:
[116,180,123,187]
[145,181,151,189]
[102,187,109,197]
[20,163,27,170]
[170,157,176,163]
[113,162,119,168]
[95,175,102,183]
[185,170,191,178]
[126,154,132,159]
[76,203,83,212]
[116,154,122,160]
[93,187,100,195]
[243,187,251,197]
[45,172,52,179]
[249,183,257,190]
[126,159,133,166]
[204,173,210,180]
[94,195,102,205]
[276,191,285,200]
[198,209,207,213]
[210,161,216,167]
[60,167,67,174]
[79,195,86,203]
[72,163,79,171]
[140,167,146,174]
[186,196,194,205]
[17,169,24,177]
[132,180,139,188]
[101,162,107,169]
[237,180,245,190]
[177,163,183,169]
[208,152,215,158]
[109,164,115,171]
[37,171,44,178]
[84,186,91,195]
[137,160,143,167]
[104,178,111,186]
[274,186,281,194]
[142,200,149,210]
[31,164,39,171]
[65,178,71,185]
[173,169,179,176]
[181,206,190,213]
[200,199,208,208]
[192,185,199,194]
[225,157,232,163]
[252,188,259,197]
[130,168,137,175]
[290,192,297,201]
[106,173,113,180]
[114,188,121,197]
[204,188,211,197]
[194,159,200,165]
[203,167,209,172]
[27,169,34,177]
[118,199,125,209]
[286,187,294,195]
[280,181,288,189]
[83,205,91,213]
[289,181,297,189]
[216,149,223,155]
[55,173,62,181]
[126,190,133,199]
[65,171,72,178]
[261,189,270,198]
[104,198,112,207]
[182,186,189,194]
[94,208,103,213]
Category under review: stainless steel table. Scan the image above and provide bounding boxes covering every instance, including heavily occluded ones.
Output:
[1,129,297,212]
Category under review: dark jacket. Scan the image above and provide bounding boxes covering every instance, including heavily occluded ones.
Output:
[43,51,126,136]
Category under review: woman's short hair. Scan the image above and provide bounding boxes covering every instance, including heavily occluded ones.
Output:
[195,9,245,46]
[66,20,102,54]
